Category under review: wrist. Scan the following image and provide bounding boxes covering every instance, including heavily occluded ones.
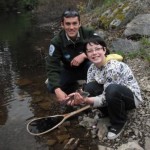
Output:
[84,97,93,105]
[82,53,87,59]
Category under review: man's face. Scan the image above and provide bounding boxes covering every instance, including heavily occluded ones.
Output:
[61,17,81,40]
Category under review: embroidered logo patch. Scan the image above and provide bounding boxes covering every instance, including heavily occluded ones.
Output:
[49,44,55,56]
[93,33,98,36]
[64,54,71,60]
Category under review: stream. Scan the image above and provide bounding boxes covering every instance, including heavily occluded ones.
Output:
[0,6,97,150]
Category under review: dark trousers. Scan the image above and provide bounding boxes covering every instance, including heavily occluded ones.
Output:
[83,81,136,126]
[47,60,91,94]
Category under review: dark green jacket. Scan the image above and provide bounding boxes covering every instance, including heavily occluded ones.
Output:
[46,26,95,90]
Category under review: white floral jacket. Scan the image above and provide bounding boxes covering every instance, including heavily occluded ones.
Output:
[87,60,143,108]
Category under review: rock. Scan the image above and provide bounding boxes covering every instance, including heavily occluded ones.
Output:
[146,119,150,127]
[15,78,32,86]
[97,118,110,140]
[123,14,150,39]
[64,138,80,150]
[47,139,57,146]
[79,116,96,129]
[117,141,144,150]
[145,137,150,150]
[56,134,70,143]
[99,2,136,29]
[32,91,41,95]
[38,101,51,110]
[96,29,107,40]
[98,145,114,150]
[111,38,141,53]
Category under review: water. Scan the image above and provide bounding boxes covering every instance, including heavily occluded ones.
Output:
[0,4,98,149]
[27,116,64,135]
[0,13,51,150]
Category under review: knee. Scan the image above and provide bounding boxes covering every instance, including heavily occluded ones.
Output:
[83,81,103,96]
[105,84,120,101]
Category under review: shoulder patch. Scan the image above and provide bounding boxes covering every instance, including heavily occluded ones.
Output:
[93,33,98,36]
[49,44,55,56]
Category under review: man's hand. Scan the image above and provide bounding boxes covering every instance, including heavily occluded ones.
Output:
[54,88,68,103]
[71,53,87,66]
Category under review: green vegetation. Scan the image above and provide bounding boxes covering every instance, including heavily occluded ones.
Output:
[115,49,150,63]
[103,0,124,7]
[127,49,150,63]
[99,1,129,29]
[0,0,38,13]
[116,37,150,63]
[139,37,150,62]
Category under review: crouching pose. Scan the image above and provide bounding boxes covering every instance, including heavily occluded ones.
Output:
[67,36,143,140]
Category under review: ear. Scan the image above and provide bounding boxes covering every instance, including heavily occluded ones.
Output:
[103,47,107,54]
[61,22,64,28]
[79,22,81,27]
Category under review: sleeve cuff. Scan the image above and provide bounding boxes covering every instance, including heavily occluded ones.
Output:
[93,95,106,108]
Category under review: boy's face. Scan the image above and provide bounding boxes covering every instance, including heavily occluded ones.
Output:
[86,42,106,66]
[61,17,81,40]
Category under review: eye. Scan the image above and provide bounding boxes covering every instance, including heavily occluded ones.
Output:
[66,22,71,26]
[95,47,103,51]
[86,50,92,53]
[72,22,78,25]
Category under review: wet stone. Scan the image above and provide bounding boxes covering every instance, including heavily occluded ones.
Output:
[64,138,80,150]
[32,97,43,103]
[47,139,57,146]
[15,78,32,86]
[32,90,41,95]
[38,101,51,110]
[56,134,70,143]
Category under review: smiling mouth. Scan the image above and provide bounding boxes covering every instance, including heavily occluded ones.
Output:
[69,31,75,34]
[92,55,99,59]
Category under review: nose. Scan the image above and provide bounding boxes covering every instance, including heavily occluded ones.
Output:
[92,50,97,54]
[70,24,74,29]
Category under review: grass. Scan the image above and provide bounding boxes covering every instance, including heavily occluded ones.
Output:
[114,49,150,63]
[113,37,150,63]
[139,37,150,62]
[103,0,124,7]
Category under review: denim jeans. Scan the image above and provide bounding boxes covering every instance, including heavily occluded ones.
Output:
[83,81,136,126]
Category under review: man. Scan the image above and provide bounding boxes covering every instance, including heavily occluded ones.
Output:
[46,9,97,103]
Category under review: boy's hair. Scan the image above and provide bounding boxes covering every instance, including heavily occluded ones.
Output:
[83,35,110,55]
[61,8,80,22]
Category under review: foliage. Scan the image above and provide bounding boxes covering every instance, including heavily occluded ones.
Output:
[0,0,38,13]
[126,49,150,63]
[103,0,124,6]
[139,37,150,62]
[113,37,150,63]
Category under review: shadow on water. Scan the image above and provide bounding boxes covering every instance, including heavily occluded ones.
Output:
[0,2,98,150]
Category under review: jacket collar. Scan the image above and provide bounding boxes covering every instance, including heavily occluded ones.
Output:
[60,27,84,47]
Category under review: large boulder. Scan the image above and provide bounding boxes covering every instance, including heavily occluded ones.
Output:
[123,14,150,39]
[111,38,141,53]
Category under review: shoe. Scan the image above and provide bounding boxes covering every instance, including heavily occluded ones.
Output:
[107,122,127,140]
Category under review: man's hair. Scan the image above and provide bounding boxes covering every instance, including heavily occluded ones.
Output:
[83,35,110,55]
[61,8,80,22]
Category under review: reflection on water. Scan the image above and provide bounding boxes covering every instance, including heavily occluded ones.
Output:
[0,14,49,150]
